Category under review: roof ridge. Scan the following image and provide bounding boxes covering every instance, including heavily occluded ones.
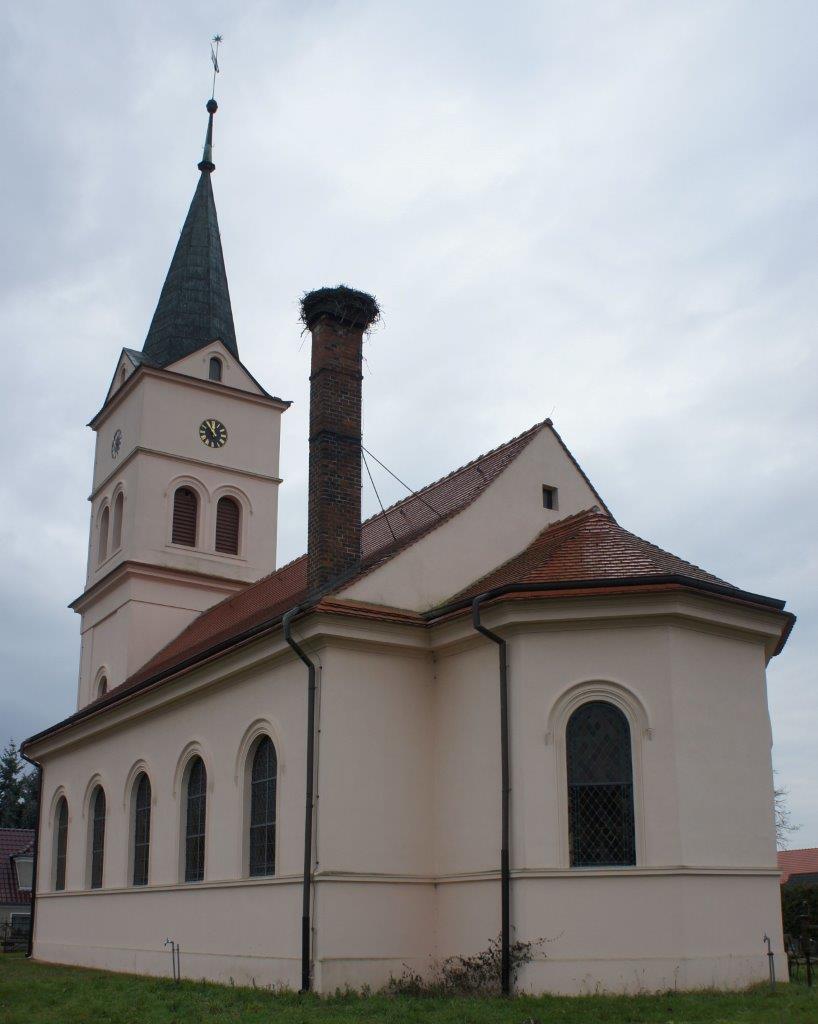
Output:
[360,419,546,527]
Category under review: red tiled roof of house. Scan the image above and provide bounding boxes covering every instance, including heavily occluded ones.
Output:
[0,829,34,907]
[779,847,818,884]
[450,507,733,602]
[100,420,549,696]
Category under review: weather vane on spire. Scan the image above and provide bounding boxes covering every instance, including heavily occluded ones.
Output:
[210,34,222,99]
[199,35,223,173]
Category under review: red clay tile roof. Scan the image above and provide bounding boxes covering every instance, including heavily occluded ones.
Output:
[450,507,733,602]
[779,847,818,884]
[26,419,790,752]
[101,421,549,696]
[0,829,34,907]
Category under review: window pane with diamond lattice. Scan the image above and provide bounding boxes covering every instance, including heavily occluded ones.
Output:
[90,787,106,889]
[132,774,151,886]
[567,701,636,867]
[185,757,207,883]
[249,737,277,877]
[54,798,68,891]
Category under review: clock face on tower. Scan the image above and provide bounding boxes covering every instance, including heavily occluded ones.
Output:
[199,418,228,449]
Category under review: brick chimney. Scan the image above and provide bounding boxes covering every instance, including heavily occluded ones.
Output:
[301,286,380,592]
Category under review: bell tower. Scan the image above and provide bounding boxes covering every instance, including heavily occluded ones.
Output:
[72,98,289,709]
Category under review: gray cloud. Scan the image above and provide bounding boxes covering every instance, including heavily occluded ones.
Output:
[2,0,816,841]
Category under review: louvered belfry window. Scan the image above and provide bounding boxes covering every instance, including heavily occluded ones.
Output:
[215,496,240,554]
[249,737,277,877]
[132,774,151,886]
[185,757,207,883]
[90,787,106,889]
[98,506,110,564]
[172,487,198,546]
[54,797,68,891]
[567,701,636,867]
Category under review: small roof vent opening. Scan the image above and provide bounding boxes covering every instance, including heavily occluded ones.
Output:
[209,356,223,382]
[542,485,558,511]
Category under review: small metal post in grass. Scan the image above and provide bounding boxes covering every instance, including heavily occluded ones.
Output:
[763,933,776,991]
[799,902,813,988]
[164,938,181,982]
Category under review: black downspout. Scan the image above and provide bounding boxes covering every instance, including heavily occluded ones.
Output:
[282,606,317,994]
[19,753,42,960]
[472,594,511,996]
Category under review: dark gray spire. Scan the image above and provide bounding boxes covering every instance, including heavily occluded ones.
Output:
[142,99,238,367]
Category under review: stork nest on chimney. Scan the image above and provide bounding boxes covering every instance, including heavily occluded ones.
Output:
[300,285,381,333]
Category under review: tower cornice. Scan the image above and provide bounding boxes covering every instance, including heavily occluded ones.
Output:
[88,362,290,431]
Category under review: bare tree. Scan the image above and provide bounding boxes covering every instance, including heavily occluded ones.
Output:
[774,780,801,849]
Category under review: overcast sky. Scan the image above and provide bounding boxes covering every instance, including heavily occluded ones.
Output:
[2,2,816,845]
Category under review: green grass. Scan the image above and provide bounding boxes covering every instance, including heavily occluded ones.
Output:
[1,954,817,1024]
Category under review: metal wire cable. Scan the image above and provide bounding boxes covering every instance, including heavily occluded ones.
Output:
[360,444,446,521]
[362,449,398,544]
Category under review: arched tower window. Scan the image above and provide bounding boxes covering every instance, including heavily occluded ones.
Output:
[172,487,198,547]
[98,506,110,564]
[566,701,635,867]
[208,356,223,382]
[215,496,240,555]
[249,736,277,877]
[97,676,108,699]
[184,757,207,882]
[89,786,106,889]
[132,773,151,886]
[112,491,124,550]
[54,797,68,891]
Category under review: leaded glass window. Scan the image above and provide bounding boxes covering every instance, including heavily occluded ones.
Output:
[184,757,207,883]
[54,797,68,891]
[249,737,277,877]
[567,701,636,867]
[90,787,106,889]
[132,773,151,886]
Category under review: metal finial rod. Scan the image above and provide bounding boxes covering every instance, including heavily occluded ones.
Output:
[199,36,222,173]
[210,34,222,100]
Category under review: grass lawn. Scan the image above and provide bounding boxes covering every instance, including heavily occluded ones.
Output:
[1,954,817,1024]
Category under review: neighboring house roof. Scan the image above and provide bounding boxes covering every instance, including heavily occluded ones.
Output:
[450,507,732,602]
[0,829,34,907]
[142,168,238,367]
[779,847,818,884]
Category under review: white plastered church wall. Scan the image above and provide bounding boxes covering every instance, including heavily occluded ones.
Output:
[31,591,785,993]
[342,425,603,612]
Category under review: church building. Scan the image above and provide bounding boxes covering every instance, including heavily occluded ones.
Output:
[22,98,795,994]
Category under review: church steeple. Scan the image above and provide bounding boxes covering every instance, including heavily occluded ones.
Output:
[142,99,238,367]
